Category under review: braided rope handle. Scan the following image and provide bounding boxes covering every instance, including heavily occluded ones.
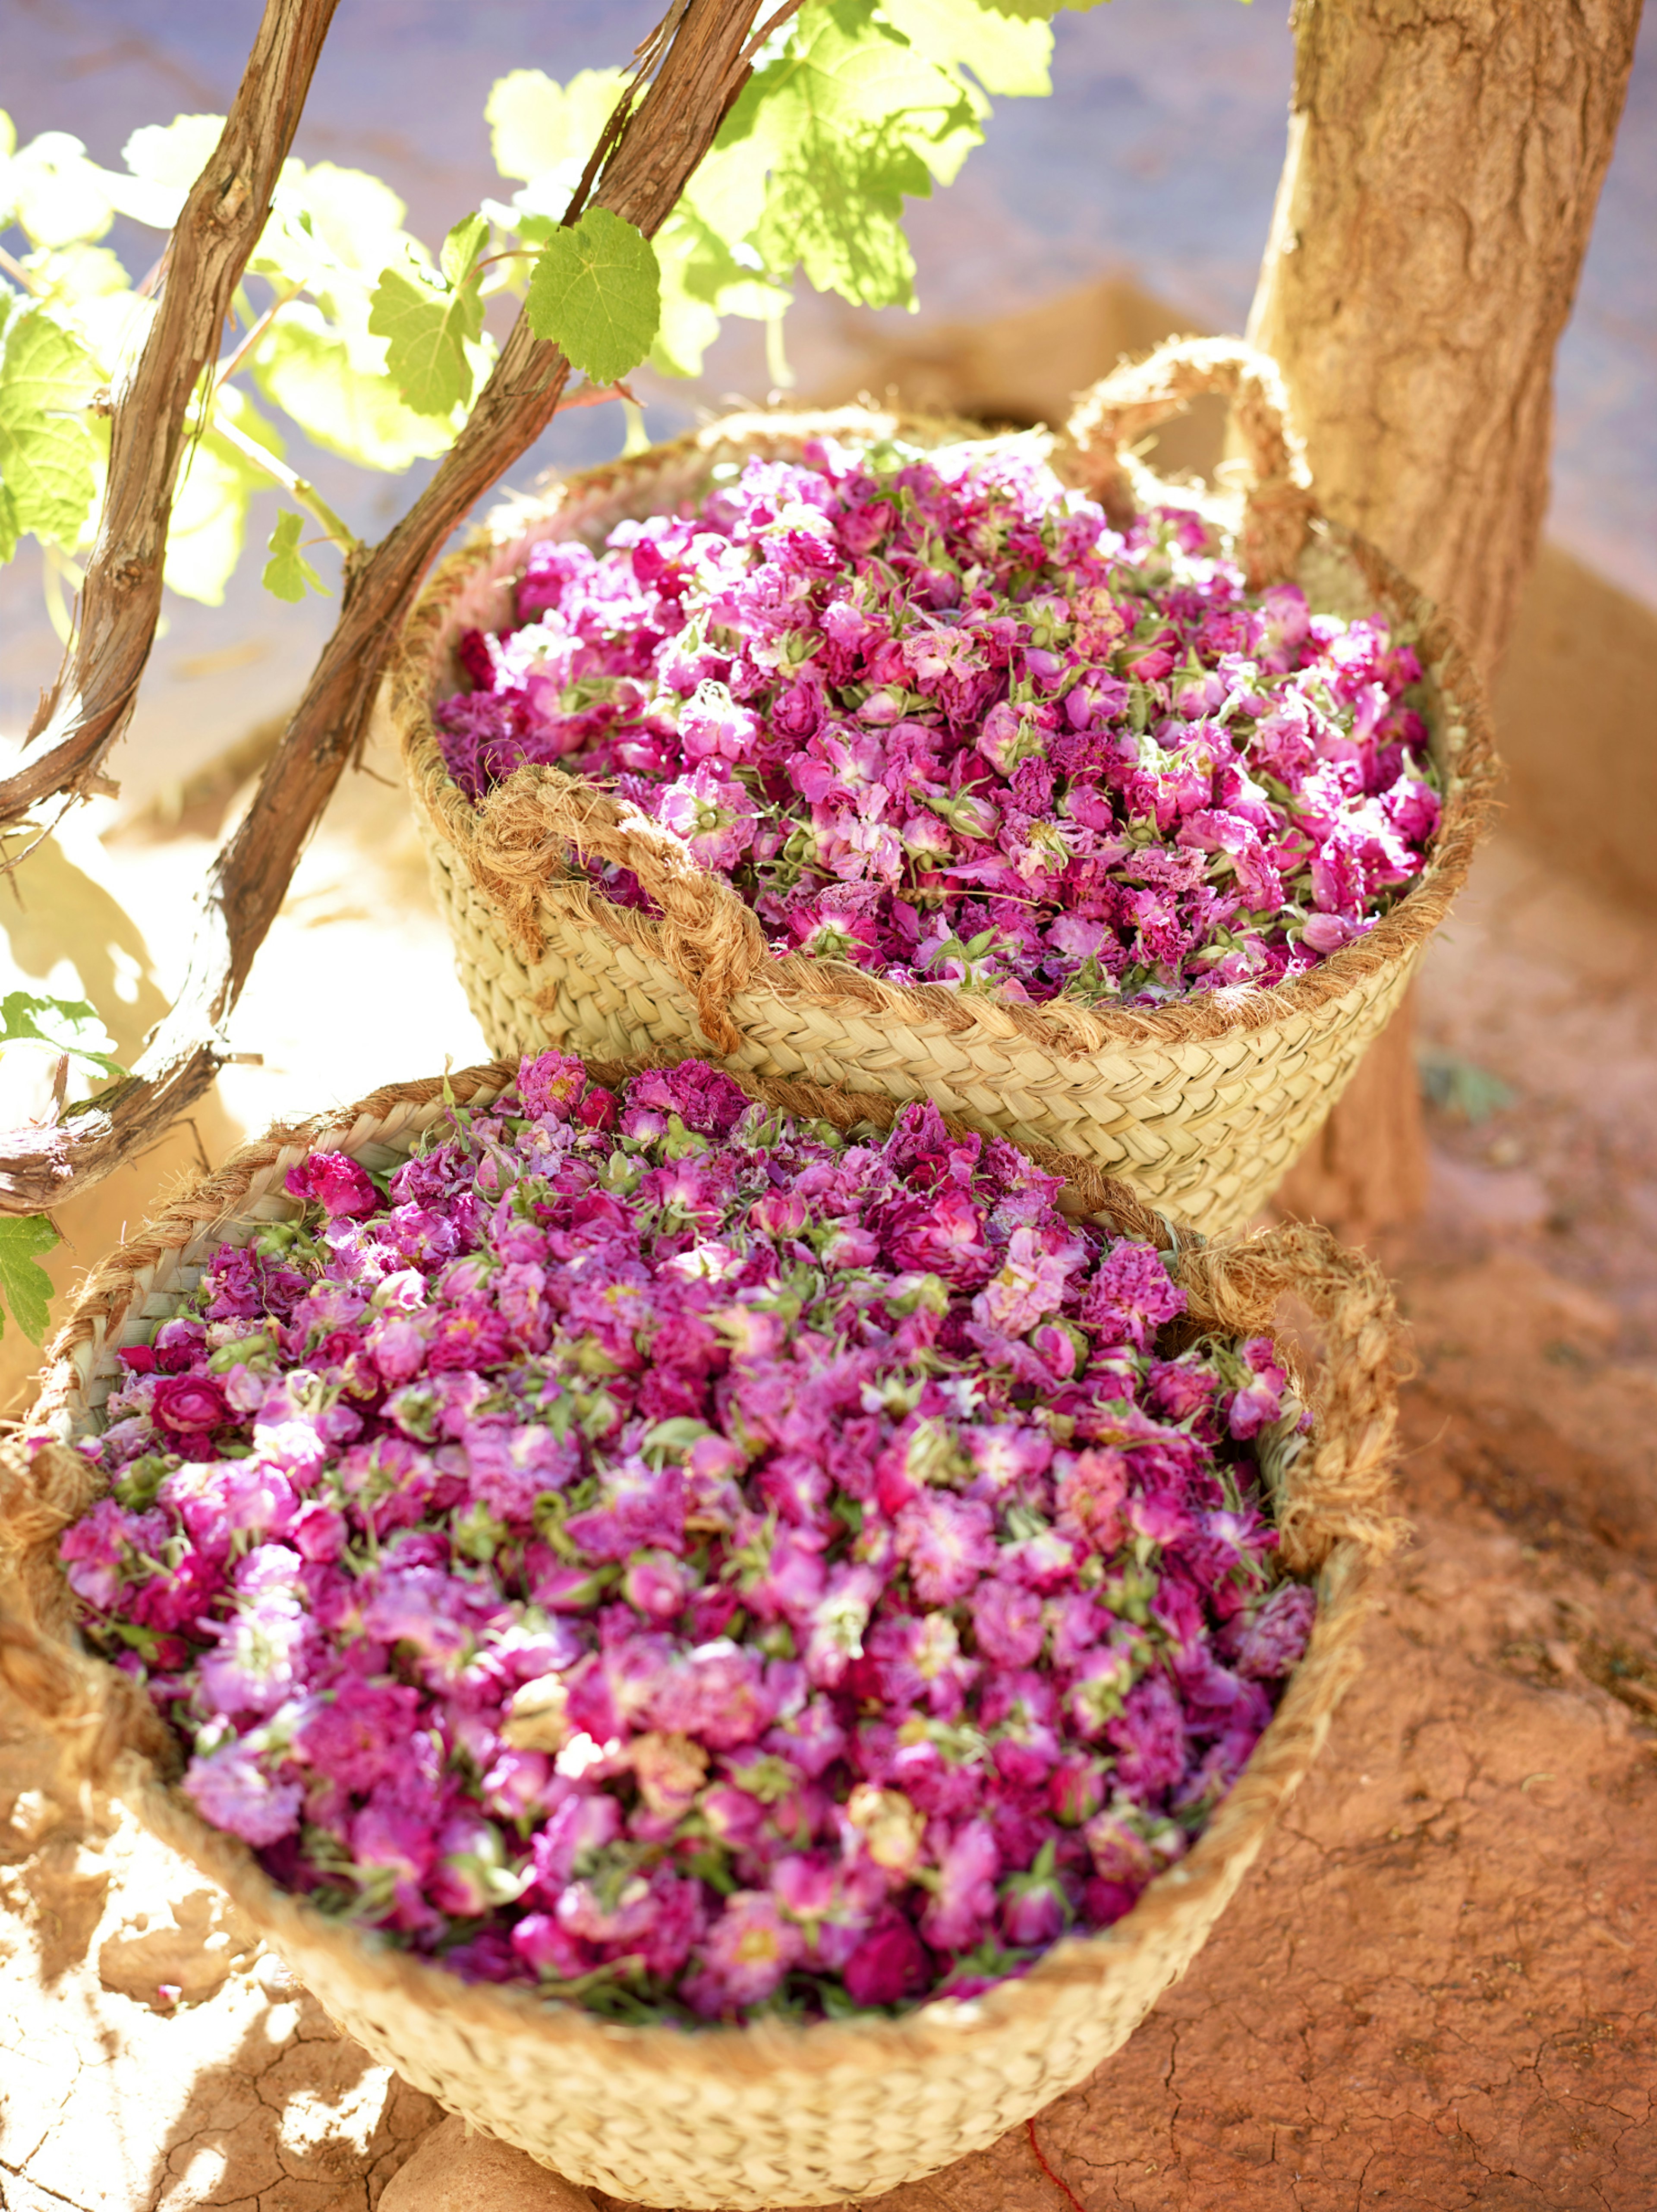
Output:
[0,1433,180,1786]
[1180,1219,1405,1575]
[466,770,767,1056]
[1064,335,1317,592]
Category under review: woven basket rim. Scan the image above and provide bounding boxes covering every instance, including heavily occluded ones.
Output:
[386,380,1498,1063]
[9,1059,1399,2085]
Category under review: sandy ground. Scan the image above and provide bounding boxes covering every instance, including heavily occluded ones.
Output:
[3,800,1656,2212]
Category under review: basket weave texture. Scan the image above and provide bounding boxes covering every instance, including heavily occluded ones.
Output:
[3,1061,1403,2210]
[384,337,1497,1237]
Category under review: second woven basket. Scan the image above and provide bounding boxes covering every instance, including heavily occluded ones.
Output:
[385,338,1496,1235]
[5,1059,1401,2209]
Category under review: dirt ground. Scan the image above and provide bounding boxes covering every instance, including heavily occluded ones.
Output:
[3,820,1656,2212]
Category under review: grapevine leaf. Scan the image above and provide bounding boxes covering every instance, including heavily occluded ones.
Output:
[3,129,115,248]
[0,1214,58,1347]
[755,135,923,309]
[0,485,16,564]
[107,114,226,228]
[0,309,100,549]
[0,992,126,1079]
[975,0,1114,16]
[262,508,328,603]
[651,221,726,379]
[524,207,660,387]
[880,0,1053,96]
[486,68,628,205]
[253,306,456,469]
[252,160,417,313]
[441,211,490,289]
[723,0,973,310]
[367,257,485,419]
[165,393,285,606]
[649,211,784,379]
[678,136,773,245]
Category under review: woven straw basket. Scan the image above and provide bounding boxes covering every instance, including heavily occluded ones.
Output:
[3,1059,1402,2209]
[384,336,1496,1237]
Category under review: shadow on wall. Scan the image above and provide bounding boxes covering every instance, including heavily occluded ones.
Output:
[800,275,1657,916]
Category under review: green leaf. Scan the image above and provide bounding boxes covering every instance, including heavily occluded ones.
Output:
[250,159,417,308]
[3,129,115,248]
[0,992,126,1079]
[755,137,923,309]
[441,211,490,289]
[879,0,1053,95]
[974,0,1115,16]
[721,0,974,311]
[525,207,661,387]
[106,114,226,228]
[0,1214,58,1346]
[367,257,485,419]
[0,309,100,549]
[649,208,788,379]
[252,305,457,470]
[165,391,284,606]
[486,68,628,201]
[262,508,328,603]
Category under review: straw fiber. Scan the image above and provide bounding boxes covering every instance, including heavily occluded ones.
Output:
[4,1062,1403,2209]
[383,337,1497,1236]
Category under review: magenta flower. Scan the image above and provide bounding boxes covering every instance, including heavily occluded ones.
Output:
[149,1373,228,1436]
[969,1576,1046,1669]
[60,1498,163,1610]
[183,1739,303,1847]
[842,1913,933,2006]
[285,1151,380,1219]
[1229,1581,1317,1679]
[196,1588,314,1717]
[895,1491,997,1606]
[656,763,759,871]
[1226,1337,1288,1439]
[293,1683,423,1792]
[682,1891,803,2016]
[1079,1243,1185,1349]
[919,1818,1000,1954]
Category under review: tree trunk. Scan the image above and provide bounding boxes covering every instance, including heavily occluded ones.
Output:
[1251,0,1642,1239]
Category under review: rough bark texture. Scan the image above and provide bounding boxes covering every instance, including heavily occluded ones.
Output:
[0,0,784,1215]
[1255,0,1642,1238]
[0,0,340,830]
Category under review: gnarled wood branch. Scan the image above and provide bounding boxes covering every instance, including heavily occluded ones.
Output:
[0,0,781,1214]
[0,0,341,830]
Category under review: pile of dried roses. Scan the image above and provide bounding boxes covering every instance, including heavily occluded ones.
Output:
[61,1054,1314,2023]
[437,436,1438,1005]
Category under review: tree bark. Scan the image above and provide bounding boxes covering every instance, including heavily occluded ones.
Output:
[1252,0,1642,1238]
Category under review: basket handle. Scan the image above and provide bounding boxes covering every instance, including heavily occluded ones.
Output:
[0,1436,179,1786]
[464,769,768,1057]
[1063,335,1316,592]
[1177,1218,1405,1576]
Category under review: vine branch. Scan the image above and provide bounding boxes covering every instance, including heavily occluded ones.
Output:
[0,0,342,830]
[0,0,781,1215]
[210,410,359,558]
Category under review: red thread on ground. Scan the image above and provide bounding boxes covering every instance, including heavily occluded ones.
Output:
[1027,2117,1088,2212]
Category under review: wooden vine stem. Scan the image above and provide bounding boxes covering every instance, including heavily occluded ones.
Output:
[0,0,795,1215]
[0,0,342,830]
